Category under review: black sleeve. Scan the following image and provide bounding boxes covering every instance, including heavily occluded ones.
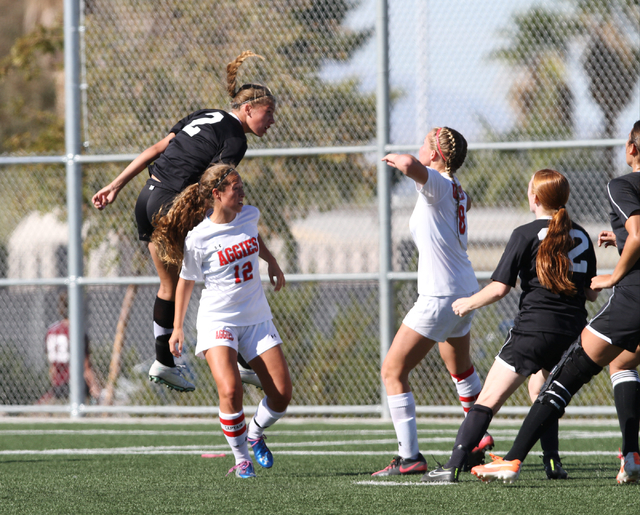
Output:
[609,179,640,220]
[491,229,527,287]
[219,137,249,167]
[167,110,206,135]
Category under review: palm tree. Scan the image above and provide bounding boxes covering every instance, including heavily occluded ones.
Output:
[580,1,640,179]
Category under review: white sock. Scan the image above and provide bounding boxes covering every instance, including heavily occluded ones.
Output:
[153,321,173,338]
[388,392,419,460]
[611,370,640,387]
[219,410,251,464]
[247,397,287,440]
[451,366,482,415]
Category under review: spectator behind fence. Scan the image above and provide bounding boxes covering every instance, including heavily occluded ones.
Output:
[38,291,101,404]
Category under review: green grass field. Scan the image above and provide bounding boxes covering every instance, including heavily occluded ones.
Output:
[0,417,636,515]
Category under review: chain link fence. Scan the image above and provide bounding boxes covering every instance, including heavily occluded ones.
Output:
[0,0,638,416]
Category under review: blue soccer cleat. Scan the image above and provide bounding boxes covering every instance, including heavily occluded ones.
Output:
[227,460,257,479]
[249,435,273,468]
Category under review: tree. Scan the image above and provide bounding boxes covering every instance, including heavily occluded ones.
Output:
[579,0,640,179]
[466,1,639,212]
[492,7,578,141]
[81,0,377,273]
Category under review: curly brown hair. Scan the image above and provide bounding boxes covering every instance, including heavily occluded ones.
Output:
[226,51,275,110]
[532,169,576,296]
[152,164,239,267]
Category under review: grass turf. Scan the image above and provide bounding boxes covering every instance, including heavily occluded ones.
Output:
[0,418,636,515]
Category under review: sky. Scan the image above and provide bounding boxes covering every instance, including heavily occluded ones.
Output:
[322,0,640,147]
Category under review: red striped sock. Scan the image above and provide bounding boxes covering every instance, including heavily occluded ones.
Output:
[219,410,251,464]
[451,366,482,414]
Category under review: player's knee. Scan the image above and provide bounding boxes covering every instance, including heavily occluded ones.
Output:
[380,360,397,387]
[274,384,293,408]
[537,344,602,414]
[217,380,242,405]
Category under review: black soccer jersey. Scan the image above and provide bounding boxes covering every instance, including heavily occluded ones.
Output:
[606,172,640,285]
[491,218,597,335]
[149,109,247,193]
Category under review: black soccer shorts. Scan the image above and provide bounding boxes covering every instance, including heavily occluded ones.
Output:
[497,328,580,377]
[134,178,178,242]
[587,285,640,353]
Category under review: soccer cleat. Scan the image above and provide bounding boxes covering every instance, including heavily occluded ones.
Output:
[238,362,263,389]
[372,454,427,477]
[616,450,640,484]
[464,431,495,471]
[421,465,459,483]
[227,460,257,478]
[248,435,273,468]
[471,453,521,484]
[543,455,568,480]
[148,360,195,392]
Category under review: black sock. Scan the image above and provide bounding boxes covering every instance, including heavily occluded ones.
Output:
[614,380,640,455]
[446,404,493,469]
[505,344,602,462]
[539,417,560,460]
[504,401,559,462]
[155,334,175,367]
[153,297,175,367]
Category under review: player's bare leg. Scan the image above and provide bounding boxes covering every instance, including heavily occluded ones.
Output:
[244,346,292,468]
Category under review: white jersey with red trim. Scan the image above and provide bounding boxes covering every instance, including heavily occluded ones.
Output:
[180,205,272,326]
[411,168,478,296]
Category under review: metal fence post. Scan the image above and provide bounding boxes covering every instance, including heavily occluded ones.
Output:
[64,0,86,418]
[376,0,392,420]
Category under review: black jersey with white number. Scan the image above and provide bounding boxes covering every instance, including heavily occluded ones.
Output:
[149,109,247,193]
[491,218,597,335]
[607,172,640,285]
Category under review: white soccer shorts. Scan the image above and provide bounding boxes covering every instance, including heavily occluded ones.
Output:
[402,293,475,342]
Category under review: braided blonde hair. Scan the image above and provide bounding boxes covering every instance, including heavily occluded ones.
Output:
[431,127,468,246]
[226,51,275,110]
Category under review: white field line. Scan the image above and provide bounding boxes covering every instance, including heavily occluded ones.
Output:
[354,481,458,486]
[0,429,623,438]
[0,427,623,457]
[0,447,620,456]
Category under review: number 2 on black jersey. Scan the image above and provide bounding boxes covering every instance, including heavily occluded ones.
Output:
[537,227,589,273]
[182,112,224,137]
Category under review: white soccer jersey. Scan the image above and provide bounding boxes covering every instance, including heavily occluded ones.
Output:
[180,205,272,326]
[410,168,478,296]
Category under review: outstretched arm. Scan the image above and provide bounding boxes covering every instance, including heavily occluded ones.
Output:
[169,278,195,358]
[382,153,430,184]
[258,234,285,292]
[452,281,512,317]
[91,133,175,210]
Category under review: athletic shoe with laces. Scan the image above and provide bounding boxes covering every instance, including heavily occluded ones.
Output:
[372,453,427,477]
[616,450,640,484]
[227,460,256,478]
[464,431,495,471]
[421,463,459,483]
[148,360,195,392]
[543,455,568,480]
[248,435,273,468]
[471,453,521,483]
[238,362,263,389]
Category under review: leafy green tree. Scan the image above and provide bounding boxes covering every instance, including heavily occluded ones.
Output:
[466,1,639,209]
[81,0,377,273]
[579,0,640,179]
